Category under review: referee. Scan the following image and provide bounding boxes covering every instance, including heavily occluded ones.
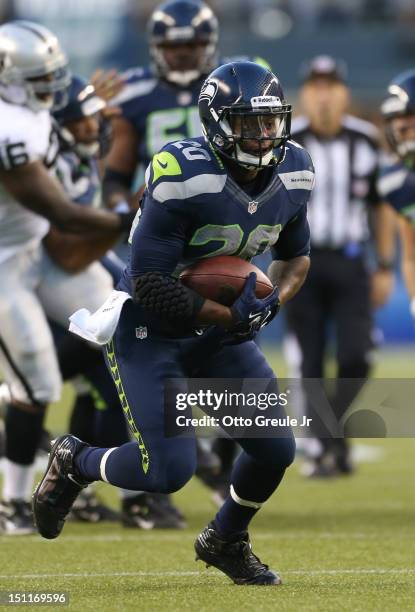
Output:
[285,55,393,476]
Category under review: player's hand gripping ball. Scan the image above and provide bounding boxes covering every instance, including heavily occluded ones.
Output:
[180,256,280,344]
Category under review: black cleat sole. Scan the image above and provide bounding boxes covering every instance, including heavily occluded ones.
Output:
[32,435,88,540]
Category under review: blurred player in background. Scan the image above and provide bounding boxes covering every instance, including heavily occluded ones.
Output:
[104,0,270,204]
[379,69,415,314]
[49,75,185,529]
[47,75,126,525]
[0,21,135,534]
[103,0,220,211]
[285,55,394,477]
[33,60,313,586]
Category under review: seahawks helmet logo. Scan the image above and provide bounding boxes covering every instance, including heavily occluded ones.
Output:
[199,78,219,106]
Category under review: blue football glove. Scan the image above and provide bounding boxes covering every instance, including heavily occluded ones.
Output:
[224,272,280,345]
[193,273,280,350]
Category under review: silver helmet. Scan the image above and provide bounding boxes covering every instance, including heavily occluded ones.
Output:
[0,20,70,113]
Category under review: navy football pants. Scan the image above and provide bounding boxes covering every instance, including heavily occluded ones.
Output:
[99,301,296,497]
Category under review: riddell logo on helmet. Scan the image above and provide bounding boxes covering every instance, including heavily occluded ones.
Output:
[251,96,281,108]
[166,26,194,41]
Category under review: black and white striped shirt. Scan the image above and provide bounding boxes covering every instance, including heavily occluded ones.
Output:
[291,114,380,248]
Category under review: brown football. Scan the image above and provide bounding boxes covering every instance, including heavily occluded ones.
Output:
[179,255,273,306]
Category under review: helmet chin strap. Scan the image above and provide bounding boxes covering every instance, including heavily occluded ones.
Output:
[60,127,100,158]
[75,142,100,158]
[397,139,415,159]
[234,143,274,169]
[152,47,198,86]
[165,69,201,86]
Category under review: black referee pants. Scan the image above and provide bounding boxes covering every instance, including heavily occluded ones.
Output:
[285,248,373,441]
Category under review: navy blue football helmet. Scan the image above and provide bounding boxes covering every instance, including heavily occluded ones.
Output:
[199,61,291,169]
[381,69,415,161]
[147,0,218,86]
[53,75,107,158]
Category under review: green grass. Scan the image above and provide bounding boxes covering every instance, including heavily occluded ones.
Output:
[1,348,414,611]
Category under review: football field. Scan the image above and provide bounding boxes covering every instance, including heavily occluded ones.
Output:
[0,348,414,611]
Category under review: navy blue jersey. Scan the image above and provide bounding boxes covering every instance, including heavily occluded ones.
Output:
[378,158,415,223]
[119,137,313,300]
[112,57,271,170]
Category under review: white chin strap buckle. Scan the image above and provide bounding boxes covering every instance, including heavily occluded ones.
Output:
[166,69,200,86]
[235,144,273,168]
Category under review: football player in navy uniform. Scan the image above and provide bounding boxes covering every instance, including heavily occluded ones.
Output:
[378,69,415,315]
[105,0,270,520]
[34,61,314,586]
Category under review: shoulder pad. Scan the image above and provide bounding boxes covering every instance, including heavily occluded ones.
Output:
[145,138,226,204]
[111,67,157,107]
[277,141,315,205]
[377,162,409,199]
[121,66,148,82]
[0,101,51,168]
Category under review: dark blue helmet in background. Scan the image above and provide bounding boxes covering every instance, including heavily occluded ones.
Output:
[54,75,105,125]
[381,69,415,161]
[53,75,107,158]
[199,61,291,169]
[147,0,218,86]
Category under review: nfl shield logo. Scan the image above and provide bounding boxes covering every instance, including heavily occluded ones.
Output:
[248,201,258,214]
[135,326,148,340]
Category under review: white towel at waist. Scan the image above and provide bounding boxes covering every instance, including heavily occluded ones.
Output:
[69,289,131,345]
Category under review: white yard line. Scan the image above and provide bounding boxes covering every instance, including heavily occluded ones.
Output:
[0,531,407,543]
[0,569,414,580]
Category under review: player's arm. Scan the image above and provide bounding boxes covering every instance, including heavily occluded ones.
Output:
[267,206,311,304]
[370,201,396,308]
[268,256,310,305]
[129,193,234,329]
[398,216,415,311]
[43,226,125,273]
[0,160,133,234]
[373,202,397,265]
[103,116,139,210]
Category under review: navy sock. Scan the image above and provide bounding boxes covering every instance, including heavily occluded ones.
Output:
[214,497,259,539]
[74,447,107,482]
[214,451,287,539]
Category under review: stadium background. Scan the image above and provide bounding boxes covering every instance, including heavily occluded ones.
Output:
[0,1,414,610]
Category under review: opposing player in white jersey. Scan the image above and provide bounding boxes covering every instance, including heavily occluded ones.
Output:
[0,21,136,534]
